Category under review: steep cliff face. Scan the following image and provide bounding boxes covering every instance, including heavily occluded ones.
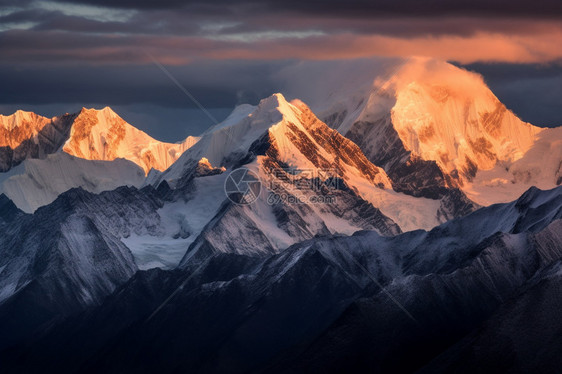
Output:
[253,95,438,233]
[0,186,156,349]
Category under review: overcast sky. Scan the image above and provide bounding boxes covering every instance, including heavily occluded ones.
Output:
[1,0,561,141]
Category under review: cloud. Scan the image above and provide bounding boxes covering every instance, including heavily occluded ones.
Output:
[2,2,562,66]
[5,28,562,66]
[1,0,561,138]
[1,0,562,68]
[32,0,562,18]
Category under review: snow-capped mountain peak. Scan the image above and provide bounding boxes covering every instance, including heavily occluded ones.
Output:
[384,59,542,180]
[286,58,558,205]
[264,95,392,189]
[153,93,298,181]
[340,59,543,181]
[62,107,199,174]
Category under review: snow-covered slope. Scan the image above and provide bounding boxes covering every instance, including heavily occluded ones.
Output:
[336,58,541,177]
[125,165,231,269]
[150,103,260,185]
[466,125,562,204]
[0,152,145,213]
[0,58,561,372]
[62,107,199,174]
[0,182,188,311]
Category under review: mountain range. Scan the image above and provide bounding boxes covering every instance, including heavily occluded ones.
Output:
[0,57,561,373]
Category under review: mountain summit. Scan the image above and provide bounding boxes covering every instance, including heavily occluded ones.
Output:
[63,107,199,174]
[291,58,560,205]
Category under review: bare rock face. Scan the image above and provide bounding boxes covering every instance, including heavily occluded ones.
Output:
[346,116,450,199]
